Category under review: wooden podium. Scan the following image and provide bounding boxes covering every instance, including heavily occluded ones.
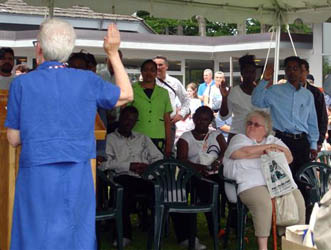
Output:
[0,90,106,250]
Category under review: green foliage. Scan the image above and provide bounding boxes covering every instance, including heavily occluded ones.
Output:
[136,11,311,36]
[246,18,261,34]
[137,10,236,36]
[206,21,237,36]
[287,23,312,34]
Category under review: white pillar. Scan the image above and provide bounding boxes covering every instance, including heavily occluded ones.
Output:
[214,58,219,76]
[27,56,33,69]
[229,56,233,87]
[181,58,186,85]
[273,25,281,83]
[309,23,323,87]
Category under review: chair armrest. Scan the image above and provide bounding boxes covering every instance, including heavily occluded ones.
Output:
[97,169,123,211]
[194,177,219,205]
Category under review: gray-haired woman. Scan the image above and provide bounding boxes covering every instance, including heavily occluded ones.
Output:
[223,110,305,250]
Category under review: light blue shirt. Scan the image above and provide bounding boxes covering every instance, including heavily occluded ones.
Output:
[252,80,319,150]
[198,80,215,97]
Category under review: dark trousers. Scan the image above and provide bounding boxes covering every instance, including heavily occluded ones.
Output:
[274,133,310,177]
[114,175,154,239]
[172,175,223,242]
[275,132,311,222]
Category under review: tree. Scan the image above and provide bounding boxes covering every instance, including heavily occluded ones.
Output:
[136,11,312,36]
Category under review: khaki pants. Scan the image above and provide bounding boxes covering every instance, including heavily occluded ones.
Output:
[239,186,305,237]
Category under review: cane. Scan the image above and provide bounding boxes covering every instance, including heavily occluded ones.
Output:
[272,198,277,250]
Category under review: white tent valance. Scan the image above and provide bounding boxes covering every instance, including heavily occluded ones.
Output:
[3,0,331,25]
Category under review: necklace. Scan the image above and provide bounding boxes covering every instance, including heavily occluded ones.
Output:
[48,64,66,69]
[192,130,208,140]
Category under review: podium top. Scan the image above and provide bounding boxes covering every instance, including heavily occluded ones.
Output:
[0,90,106,139]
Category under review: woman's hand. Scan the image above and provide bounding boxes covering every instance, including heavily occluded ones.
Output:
[194,164,209,177]
[103,24,120,57]
[264,143,293,163]
[264,144,286,153]
[219,81,230,97]
[211,158,222,171]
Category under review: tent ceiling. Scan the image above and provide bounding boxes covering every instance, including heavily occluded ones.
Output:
[2,0,331,25]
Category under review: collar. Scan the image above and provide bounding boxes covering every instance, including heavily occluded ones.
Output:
[303,80,310,89]
[285,81,301,91]
[37,61,65,70]
[115,129,136,139]
[250,136,267,145]
[204,80,215,86]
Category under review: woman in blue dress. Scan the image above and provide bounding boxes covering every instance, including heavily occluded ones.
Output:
[5,19,133,250]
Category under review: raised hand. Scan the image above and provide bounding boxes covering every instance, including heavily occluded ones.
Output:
[103,23,120,56]
[263,64,274,82]
[219,81,230,97]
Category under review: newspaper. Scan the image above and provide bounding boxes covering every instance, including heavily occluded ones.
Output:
[260,151,297,198]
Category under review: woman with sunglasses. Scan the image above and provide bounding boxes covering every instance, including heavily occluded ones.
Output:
[173,106,227,249]
[223,110,305,250]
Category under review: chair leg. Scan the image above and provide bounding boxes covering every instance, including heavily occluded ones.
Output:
[115,215,123,250]
[237,201,247,250]
[223,203,235,248]
[153,205,164,250]
[188,214,197,250]
[95,221,101,250]
[212,207,220,250]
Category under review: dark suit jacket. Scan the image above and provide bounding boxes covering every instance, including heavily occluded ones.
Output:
[306,82,328,145]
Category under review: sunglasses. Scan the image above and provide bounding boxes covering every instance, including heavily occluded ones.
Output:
[32,40,39,47]
[247,120,264,128]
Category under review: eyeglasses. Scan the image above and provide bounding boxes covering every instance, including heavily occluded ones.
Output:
[32,40,38,47]
[247,121,264,128]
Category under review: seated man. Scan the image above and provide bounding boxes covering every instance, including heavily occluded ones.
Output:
[99,106,163,246]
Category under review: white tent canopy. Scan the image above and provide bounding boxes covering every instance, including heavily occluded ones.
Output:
[2,0,329,81]
[3,0,331,25]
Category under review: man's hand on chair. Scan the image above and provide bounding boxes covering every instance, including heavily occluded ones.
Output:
[130,162,148,175]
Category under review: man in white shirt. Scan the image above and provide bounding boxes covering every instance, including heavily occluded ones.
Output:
[99,106,163,246]
[0,47,15,90]
[153,55,190,146]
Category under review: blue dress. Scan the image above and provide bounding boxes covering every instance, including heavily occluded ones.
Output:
[5,61,120,250]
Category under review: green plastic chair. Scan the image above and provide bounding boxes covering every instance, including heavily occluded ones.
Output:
[296,162,331,206]
[218,164,248,250]
[96,169,124,250]
[316,151,331,166]
[142,158,219,250]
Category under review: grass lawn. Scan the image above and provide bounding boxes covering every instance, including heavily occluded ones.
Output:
[99,212,282,250]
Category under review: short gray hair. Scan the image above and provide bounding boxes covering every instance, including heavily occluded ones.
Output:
[246,110,272,135]
[204,69,213,75]
[215,71,225,77]
[38,18,76,63]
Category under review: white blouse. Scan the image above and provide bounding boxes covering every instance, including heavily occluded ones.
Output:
[223,133,289,202]
[220,85,267,135]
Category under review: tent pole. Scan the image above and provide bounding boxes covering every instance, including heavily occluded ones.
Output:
[273,25,281,84]
[229,56,233,87]
[48,0,54,18]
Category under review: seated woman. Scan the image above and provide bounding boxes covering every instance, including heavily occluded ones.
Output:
[174,106,227,248]
[223,110,305,250]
